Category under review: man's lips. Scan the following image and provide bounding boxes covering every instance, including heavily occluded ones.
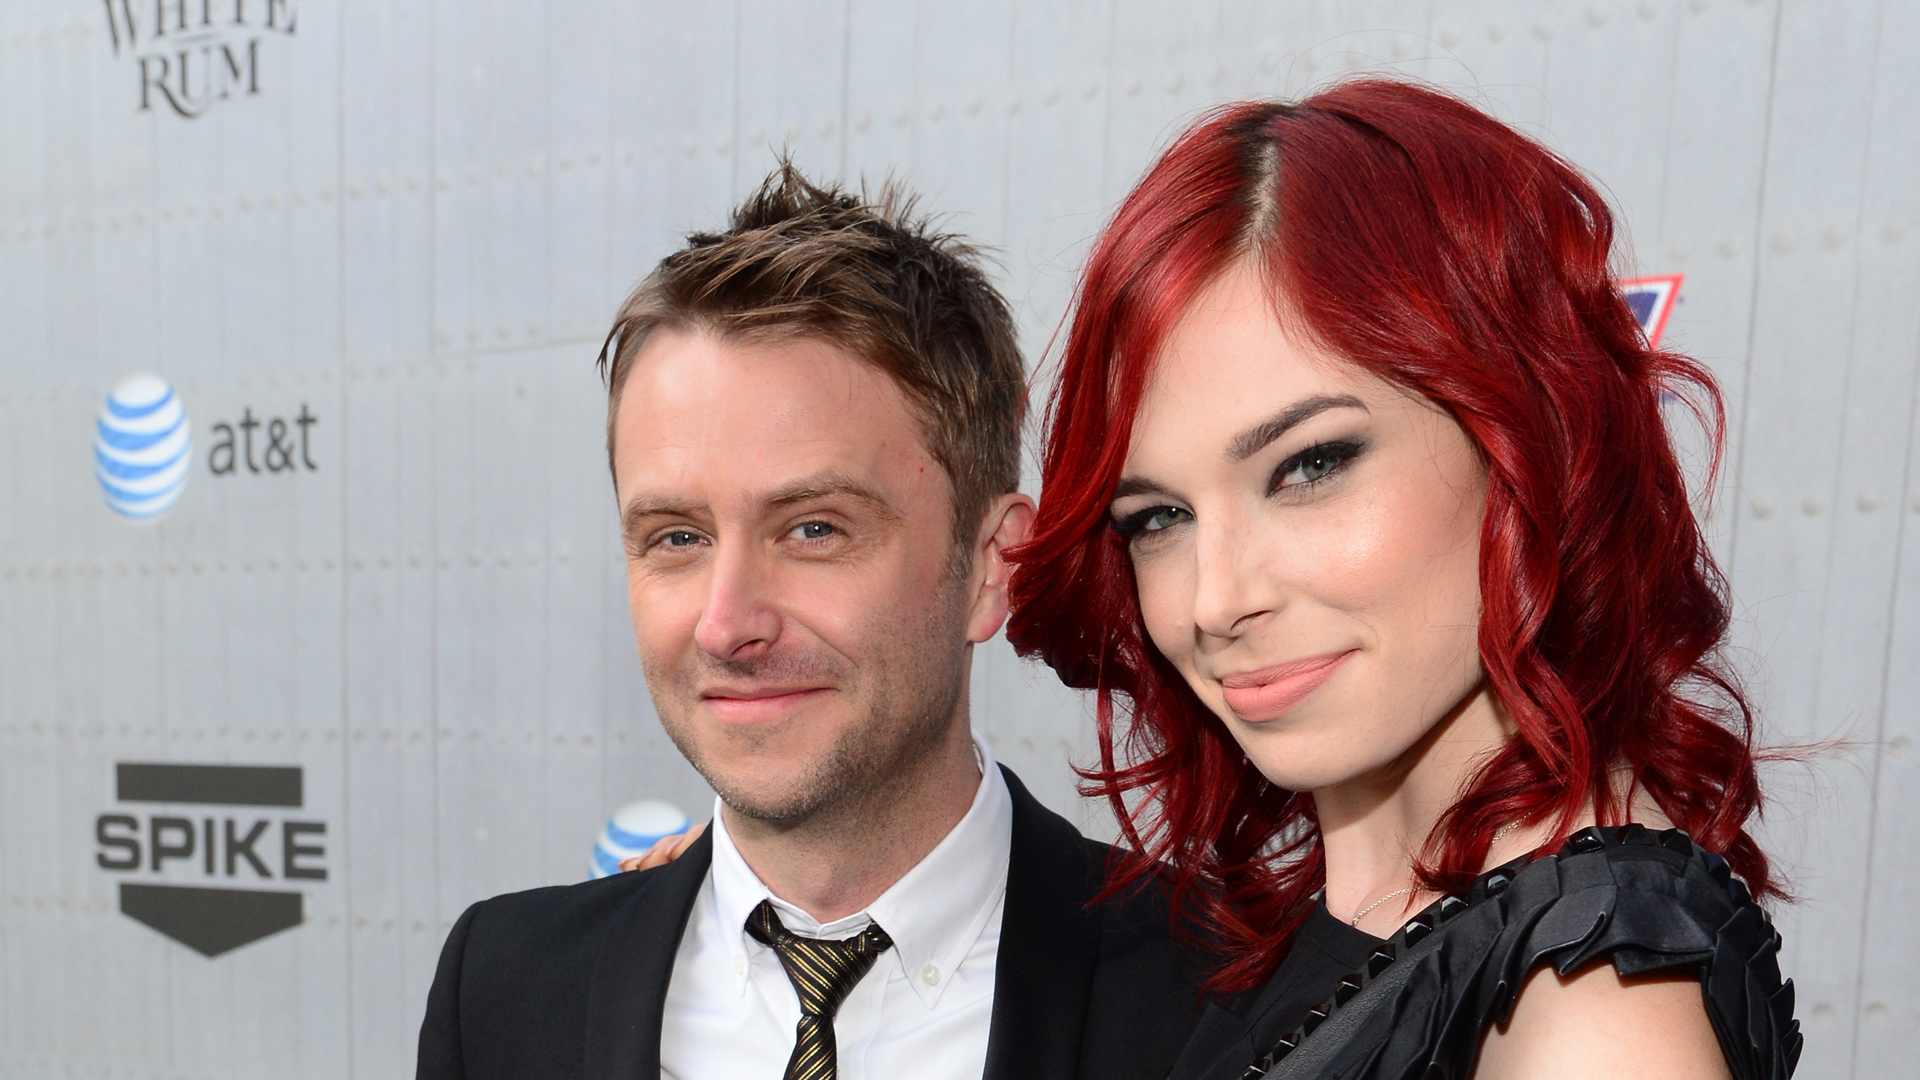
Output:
[1218,650,1357,722]
[698,686,832,724]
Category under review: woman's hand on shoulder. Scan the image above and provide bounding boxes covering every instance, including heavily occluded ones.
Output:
[1475,961,1730,1080]
[616,821,708,872]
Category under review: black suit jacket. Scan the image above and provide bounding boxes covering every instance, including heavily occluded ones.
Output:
[417,766,1205,1080]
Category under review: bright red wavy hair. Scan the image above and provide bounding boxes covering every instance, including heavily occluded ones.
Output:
[1005,79,1775,994]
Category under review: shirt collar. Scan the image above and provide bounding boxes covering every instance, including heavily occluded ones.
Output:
[706,732,1014,1009]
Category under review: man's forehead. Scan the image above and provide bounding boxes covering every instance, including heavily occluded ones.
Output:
[618,406,918,485]
[622,328,905,415]
[613,330,937,499]
[622,461,899,512]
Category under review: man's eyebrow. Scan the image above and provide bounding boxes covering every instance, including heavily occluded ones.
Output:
[618,474,905,540]
[764,474,904,523]
[621,496,704,540]
[1226,394,1369,462]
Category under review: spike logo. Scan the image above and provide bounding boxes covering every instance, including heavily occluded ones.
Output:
[96,763,328,957]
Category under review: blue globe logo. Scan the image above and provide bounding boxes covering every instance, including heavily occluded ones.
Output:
[589,799,691,879]
[95,374,191,520]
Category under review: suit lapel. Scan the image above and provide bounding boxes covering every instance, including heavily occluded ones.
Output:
[583,828,713,1080]
[983,766,1104,1080]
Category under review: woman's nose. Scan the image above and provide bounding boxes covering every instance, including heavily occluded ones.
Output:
[1189,515,1278,641]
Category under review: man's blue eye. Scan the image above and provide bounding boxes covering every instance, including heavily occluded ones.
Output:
[664,531,702,547]
[795,522,835,540]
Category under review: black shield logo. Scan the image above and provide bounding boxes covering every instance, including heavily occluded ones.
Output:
[119,883,304,957]
[102,763,322,955]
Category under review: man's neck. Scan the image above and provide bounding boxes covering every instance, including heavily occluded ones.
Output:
[721,722,984,924]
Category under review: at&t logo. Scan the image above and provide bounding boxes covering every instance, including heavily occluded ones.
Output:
[95,374,191,520]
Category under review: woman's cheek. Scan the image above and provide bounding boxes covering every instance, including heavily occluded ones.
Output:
[1133,554,1200,674]
[1286,494,1399,613]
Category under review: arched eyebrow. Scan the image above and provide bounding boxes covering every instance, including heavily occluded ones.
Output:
[1226,394,1368,461]
[1110,476,1168,501]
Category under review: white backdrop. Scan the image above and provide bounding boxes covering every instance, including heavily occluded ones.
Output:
[1,2,1916,1078]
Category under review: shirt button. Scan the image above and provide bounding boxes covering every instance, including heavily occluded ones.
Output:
[733,954,747,975]
[919,964,940,986]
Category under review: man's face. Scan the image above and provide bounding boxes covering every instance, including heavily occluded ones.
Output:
[612,330,974,825]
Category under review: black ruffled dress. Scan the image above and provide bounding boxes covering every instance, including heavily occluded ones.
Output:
[1168,825,1802,1080]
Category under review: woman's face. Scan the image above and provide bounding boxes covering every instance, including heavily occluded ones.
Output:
[1110,262,1489,794]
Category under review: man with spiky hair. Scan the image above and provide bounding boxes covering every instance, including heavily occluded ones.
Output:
[416,164,1204,1080]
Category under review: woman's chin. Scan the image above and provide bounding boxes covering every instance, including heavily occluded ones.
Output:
[1235,726,1415,796]
[1239,745,1368,795]
[1216,706,1363,792]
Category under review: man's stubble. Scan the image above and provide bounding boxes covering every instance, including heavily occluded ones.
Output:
[646,571,975,834]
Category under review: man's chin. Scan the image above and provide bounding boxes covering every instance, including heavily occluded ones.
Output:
[683,739,849,824]
[708,771,842,826]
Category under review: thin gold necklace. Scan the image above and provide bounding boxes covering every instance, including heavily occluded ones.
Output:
[1349,822,1521,928]
[1349,886,1416,927]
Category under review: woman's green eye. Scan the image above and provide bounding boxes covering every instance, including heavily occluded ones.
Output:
[1143,507,1191,532]
[1275,440,1364,491]
[1110,503,1196,538]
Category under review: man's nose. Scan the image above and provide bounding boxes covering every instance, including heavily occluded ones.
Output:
[692,541,782,660]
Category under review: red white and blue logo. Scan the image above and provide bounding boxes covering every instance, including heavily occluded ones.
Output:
[1618,274,1682,348]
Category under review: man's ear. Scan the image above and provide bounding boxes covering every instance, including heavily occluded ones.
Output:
[965,492,1037,644]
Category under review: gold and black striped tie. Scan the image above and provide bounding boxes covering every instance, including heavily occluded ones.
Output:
[745,898,894,1080]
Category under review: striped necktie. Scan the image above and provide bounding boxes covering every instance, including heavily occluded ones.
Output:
[745,898,894,1080]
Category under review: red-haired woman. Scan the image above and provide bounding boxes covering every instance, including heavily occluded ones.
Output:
[1007,80,1799,1080]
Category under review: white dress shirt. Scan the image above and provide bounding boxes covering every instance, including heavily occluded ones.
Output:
[659,733,1014,1080]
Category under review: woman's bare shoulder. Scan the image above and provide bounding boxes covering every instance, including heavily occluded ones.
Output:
[1475,960,1731,1080]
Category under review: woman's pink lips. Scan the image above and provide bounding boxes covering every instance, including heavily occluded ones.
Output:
[1218,650,1357,722]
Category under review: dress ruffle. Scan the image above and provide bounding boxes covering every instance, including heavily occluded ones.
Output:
[1233,825,1801,1080]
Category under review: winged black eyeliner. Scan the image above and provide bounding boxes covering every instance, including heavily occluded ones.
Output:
[1270,438,1367,494]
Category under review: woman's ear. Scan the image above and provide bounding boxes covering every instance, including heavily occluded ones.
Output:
[966,492,1037,644]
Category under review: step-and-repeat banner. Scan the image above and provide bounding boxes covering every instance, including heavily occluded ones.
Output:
[2,3,1916,1078]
